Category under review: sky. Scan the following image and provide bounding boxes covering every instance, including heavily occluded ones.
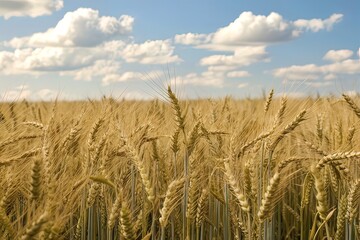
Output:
[0,0,359,101]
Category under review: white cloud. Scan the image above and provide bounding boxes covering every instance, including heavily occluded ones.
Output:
[172,12,343,88]
[305,81,333,87]
[121,91,152,100]
[227,71,251,78]
[273,64,322,80]
[102,72,144,85]
[238,83,249,88]
[324,73,337,80]
[207,65,238,72]
[200,46,268,66]
[0,0,63,19]
[273,52,360,83]
[175,12,343,48]
[174,33,211,45]
[0,47,103,74]
[0,39,180,76]
[171,71,226,87]
[102,70,163,85]
[344,91,358,97]
[36,89,59,100]
[323,49,353,62]
[293,14,343,32]
[120,40,182,64]
[64,60,122,81]
[8,8,134,48]
[212,12,295,45]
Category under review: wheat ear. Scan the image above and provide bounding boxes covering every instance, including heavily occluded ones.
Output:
[258,171,281,221]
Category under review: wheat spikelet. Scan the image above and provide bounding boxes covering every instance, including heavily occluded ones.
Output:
[301,173,314,207]
[346,125,355,144]
[89,133,107,171]
[342,93,360,118]
[268,109,306,152]
[159,177,185,228]
[0,134,41,150]
[311,166,329,220]
[186,121,201,156]
[283,203,300,221]
[195,188,208,228]
[170,127,181,155]
[98,186,107,228]
[264,89,274,113]
[328,164,339,193]
[124,140,155,203]
[334,120,343,147]
[22,121,44,130]
[21,212,49,240]
[0,206,15,238]
[238,129,273,157]
[0,147,42,167]
[316,114,323,142]
[273,95,287,127]
[108,190,123,229]
[317,151,360,168]
[277,157,309,172]
[347,179,360,222]
[87,116,105,151]
[86,183,100,207]
[258,171,280,221]
[334,195,347,240]
[74,216,82,240]
[243,162,252,198]
[30,159,42,202]
[223,156,250,213]
[167,86,185,131]
[119,202,136,240]
[303,140,327,156]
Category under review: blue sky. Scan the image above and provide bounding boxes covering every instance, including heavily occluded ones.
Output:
[0,0,359,101]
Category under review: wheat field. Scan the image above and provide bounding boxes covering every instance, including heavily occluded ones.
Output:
[1,87,360,239]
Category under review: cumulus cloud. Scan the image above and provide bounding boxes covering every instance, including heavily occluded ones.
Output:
[305,81,333,87]
[273,64,321,80]
[120,40,182,64]
[324,73,337,80]
[102,72,144,85]
[0,0,63,19]
[238,83,249,88]
[293,14,343,32]
[227,71,251,78]
[37,89,59,100]
[273,51,360,83]
[172,12,343,86]
[0,39,180,77]
[64,60,122,81]
[8,8,134,48]
[174,33,211,45]
[323,49,353,62]
[212,12,295,45]
[170,69,229,87]
[200,46,268,66]
[121,91,153,100]
[102,71,163,85]
[175,12,343,49]
[0,47,103,74]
